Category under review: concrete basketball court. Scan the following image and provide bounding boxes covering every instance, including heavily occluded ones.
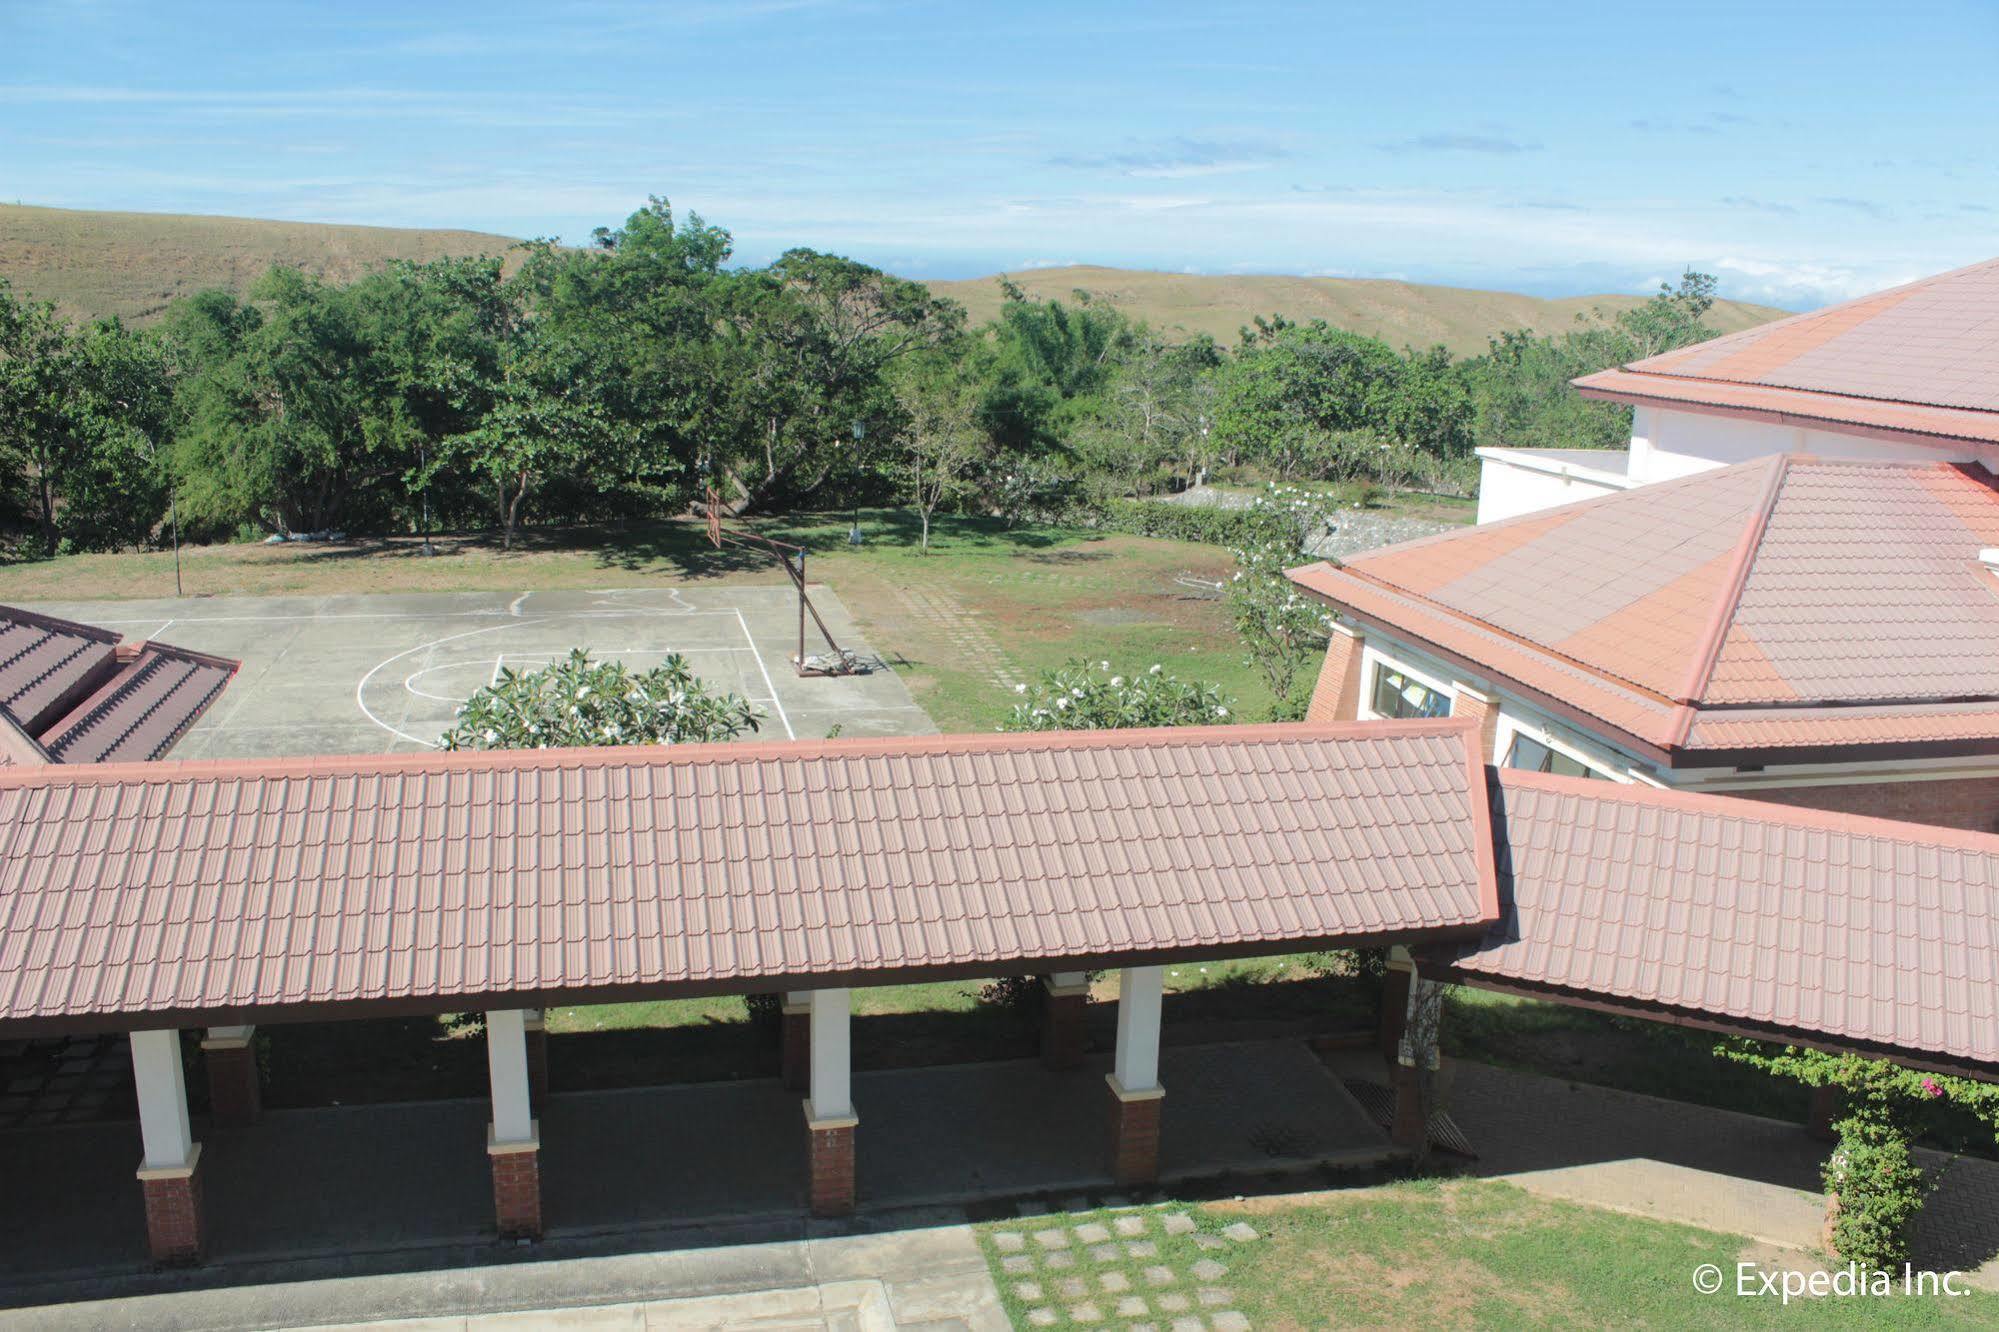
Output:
[20,585,936,760]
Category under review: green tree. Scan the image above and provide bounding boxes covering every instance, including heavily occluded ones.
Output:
[895,351,992,552]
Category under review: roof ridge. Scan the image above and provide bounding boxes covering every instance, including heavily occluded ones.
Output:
[0,715,1482,789]
[1607,365,1999,417]
[1670,454,1789,724]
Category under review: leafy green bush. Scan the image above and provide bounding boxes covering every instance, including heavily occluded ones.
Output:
[1001,659,1234,732]
[1717,1044,1999,1269]
[439,647,761,750]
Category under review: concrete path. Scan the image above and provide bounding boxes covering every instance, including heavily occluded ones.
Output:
[16,1222,1008,1332]
[0,1039,1388,1321]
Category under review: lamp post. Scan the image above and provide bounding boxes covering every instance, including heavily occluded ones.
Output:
[848,419,865,546]
[418,441,435,557]
[1196,414,1210,489]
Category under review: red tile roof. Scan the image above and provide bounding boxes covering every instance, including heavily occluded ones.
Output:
[0,606,234,766]
[1431,771,1999,1077]
[0,720,1499,1036]
[1574,258,1999,445]
[1289,456,1999,762]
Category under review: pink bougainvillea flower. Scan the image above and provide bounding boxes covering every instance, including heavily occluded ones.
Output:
[1922,1077,1943,1098]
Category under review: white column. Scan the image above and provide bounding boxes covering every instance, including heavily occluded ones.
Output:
[486,1009,535,1145]
[1112,966,1165,1094]
[807,988,853,1121]
[131,1028,195,1170]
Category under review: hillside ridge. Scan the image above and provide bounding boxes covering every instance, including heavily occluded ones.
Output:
[1,203,1786,352]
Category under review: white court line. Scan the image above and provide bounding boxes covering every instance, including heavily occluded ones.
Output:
[736,608,794,740]
[64,609,749,625]
[145,619,174,641]
[490,653,504,687]
[355,620,546,748]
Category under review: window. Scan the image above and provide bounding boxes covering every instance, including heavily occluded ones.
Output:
[1370,664,1451,720]
[1505,733,1608,780]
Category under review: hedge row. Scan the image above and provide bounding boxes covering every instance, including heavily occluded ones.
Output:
[1092,497,1297,549]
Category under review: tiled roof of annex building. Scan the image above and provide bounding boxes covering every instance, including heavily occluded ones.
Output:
[0,718,1993,1078]
[1573,257,1999,445]
[0,604,235,767]
[1287,454,1999,763]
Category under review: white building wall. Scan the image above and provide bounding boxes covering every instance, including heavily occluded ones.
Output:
[1473,451,1630,523]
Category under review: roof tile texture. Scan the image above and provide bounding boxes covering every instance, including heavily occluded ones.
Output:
[1292,456,1999,756]
[1435,772,1999,1073]
[0,722,1494,1030]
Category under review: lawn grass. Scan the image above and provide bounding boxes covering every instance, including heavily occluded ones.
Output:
[980,1180,1999,1329]
[0,509,1274,734]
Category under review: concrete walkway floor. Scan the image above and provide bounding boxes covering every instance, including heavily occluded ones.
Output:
[0,1038,1388,1323]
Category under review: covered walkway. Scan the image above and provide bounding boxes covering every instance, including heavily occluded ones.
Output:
[0,715,1994,1271]
[0,1039,1383,1292]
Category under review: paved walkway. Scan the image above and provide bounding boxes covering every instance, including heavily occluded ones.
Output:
[0,1039,1386,1322]
[14,1047,1999,1327]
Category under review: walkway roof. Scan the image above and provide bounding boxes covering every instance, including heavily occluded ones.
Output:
[0,719,1991,1076]
[1431,770,1999,1078]
[0,720,1497,1036]
[0,604,235,767]
[1288,455,1999,764]
[1573,256,1999,447]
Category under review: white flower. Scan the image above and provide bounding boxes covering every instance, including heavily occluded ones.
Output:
[483,729,498,743]
[1216,707,1230,718]
[1014,683,1027,694]
[1109,676,1123,687]
[1098,660,1110,670]
[1149,664,1162,675]
[1055,697,1070,710]
[575,686,592,700]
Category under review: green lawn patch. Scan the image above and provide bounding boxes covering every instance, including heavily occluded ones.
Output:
[979,1181,1999,1328]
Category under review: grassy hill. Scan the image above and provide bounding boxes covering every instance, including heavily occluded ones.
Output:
[0,203,521,324]
[930,266,1787,357]
[0,204,1787,353]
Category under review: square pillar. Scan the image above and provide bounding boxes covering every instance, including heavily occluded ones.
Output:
[1106,966,1165,1186]
[131,1029,204,1265]
[803,988,856,1217]
[781,991,811,1092]
[523,1009,549,1102]
[1041,972,1090,1071]
[486,1009,541,1240]
[1450,682,1501,764]
[1305,621,1365,723]
[200,1025,260,1128]
[1379,947,1414,1062]
[1393,972,1444,1154]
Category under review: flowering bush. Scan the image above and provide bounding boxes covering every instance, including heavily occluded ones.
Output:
[440,648,761,750]
[1001,659,1234,732]
[1227,486,1341,716]
[1717,1043,1999,1269]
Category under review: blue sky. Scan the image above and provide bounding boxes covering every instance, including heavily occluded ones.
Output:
[4,1,1995,308]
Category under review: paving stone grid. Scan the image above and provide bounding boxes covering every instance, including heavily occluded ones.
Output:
[983,1201,1258,1331]
[893,583,1024,691]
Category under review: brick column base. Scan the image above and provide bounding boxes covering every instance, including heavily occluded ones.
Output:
[139,1143,205,1266]
[806,1108,857,1218]
[524,1018,549,1102]
[1106,1076,1164,1187]
[1391,1060,1427,1150]
[1040,981,1089,1071]
[781,1003,811,1092]
[488,1124,542,1241]
[1807,1084,1842,1142]
[1378,965,1413,1063]
[201,1039,261,1128]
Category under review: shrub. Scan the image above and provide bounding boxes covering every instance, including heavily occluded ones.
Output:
[1002,659,1234,732]
[1716,1044,1999,1269]
[742,992,783,1035]
[440,647,761,750]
